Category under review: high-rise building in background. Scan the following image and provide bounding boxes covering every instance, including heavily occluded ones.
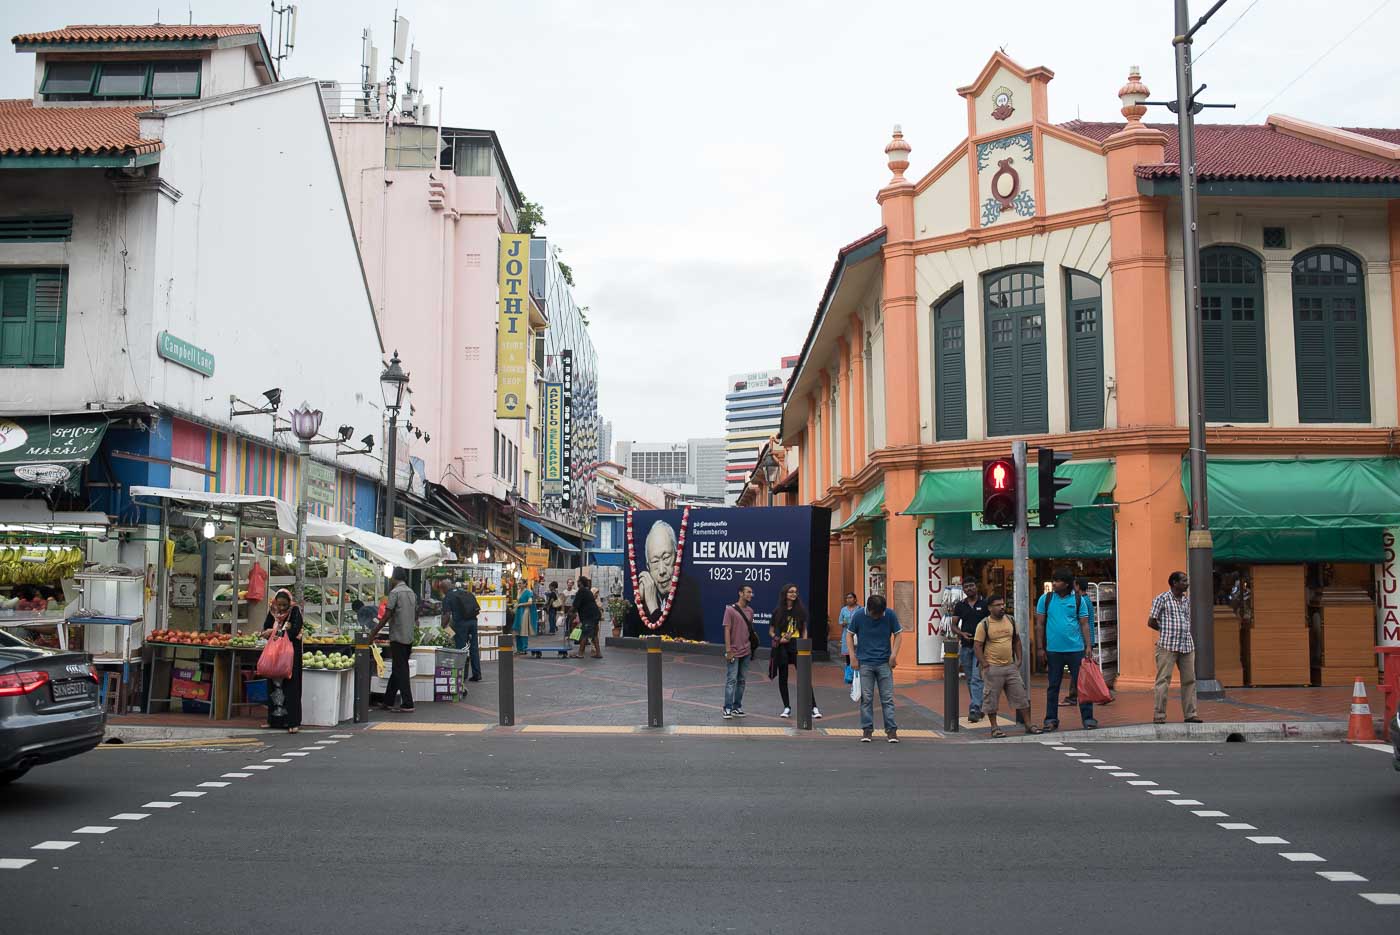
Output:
[622,442,689,487]
[724,357,797,503]
[597,419,613,466]
[687,438,727,500]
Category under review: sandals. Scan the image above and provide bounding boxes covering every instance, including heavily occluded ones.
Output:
[287,727,299,734]
[1024,725,1043,735]
[990,728,1008,739]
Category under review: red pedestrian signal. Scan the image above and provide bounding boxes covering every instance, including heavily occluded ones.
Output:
[982,457,1017,528]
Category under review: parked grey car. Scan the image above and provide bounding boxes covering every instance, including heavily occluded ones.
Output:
[0,628,105,784]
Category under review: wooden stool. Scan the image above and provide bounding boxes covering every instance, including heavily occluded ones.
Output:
[100,671,122,713]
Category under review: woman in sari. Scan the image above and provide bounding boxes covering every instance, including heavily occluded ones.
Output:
[260,588,303,733]
[513,581,537,655]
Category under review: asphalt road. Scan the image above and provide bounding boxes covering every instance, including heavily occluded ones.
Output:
[2,732,1397,934]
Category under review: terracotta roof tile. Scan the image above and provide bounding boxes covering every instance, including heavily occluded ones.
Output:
[0,99,159,158]
[13,24,260,45]
[1058,119,1400,183]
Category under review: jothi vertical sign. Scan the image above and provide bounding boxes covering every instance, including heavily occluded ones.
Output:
[561,349,574,506]
[543,382,563,486]
[1380,529,1400,646]
[915,519,948,664]
[496,233,530,419]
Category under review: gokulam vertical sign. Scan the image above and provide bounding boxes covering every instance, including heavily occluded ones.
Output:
[543,382,563,485]
[496,233,530,419]
[915,519,947,665]
[561,349,574,506]
[1380,529,1400,646]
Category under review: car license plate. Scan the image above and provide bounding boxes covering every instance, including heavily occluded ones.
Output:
[52,679,95,700]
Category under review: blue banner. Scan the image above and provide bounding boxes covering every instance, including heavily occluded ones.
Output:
[623,506,830,647]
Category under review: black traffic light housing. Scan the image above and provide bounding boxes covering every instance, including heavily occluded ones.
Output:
[1037,446,1073,528]
[982,457,1017,528]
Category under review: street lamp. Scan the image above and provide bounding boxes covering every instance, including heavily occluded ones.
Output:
[290,402,323,605]
[379,350,410,540]
[759,449,780,508]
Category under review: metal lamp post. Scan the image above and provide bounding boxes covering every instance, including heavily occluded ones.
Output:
[290,403,324,605]
[759,450,780,508]
[379,350,410,540]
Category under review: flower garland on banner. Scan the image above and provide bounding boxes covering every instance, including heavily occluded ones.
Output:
[625,506,690,631]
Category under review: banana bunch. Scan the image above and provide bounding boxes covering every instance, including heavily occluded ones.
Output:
[0,545,84,585]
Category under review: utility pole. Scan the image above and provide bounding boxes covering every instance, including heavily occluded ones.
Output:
[1012,440,1030,711]
[1173,0,1229,699]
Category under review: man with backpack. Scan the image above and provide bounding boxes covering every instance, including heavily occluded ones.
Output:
[445,579,482,682]
[721,584,757,719]
[974,595,1040,738]
[1035,568,1098,731]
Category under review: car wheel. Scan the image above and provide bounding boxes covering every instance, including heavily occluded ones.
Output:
[0,766,30,784]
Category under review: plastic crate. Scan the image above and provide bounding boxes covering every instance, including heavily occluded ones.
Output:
[244,678,269,703]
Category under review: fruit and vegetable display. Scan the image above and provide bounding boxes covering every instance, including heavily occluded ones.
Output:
[0,545,84,586]
[305,633,355,645]
[147,628,233,647]
[228,634,264,648]
[302,650,354,670]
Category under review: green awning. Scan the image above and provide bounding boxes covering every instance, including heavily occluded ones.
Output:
[0,416,108,490]
[932,506,1114,559]
[838,480,885,530]
[866,519,887,564]
[1184,458,1400,530]
[903,461,1114,516]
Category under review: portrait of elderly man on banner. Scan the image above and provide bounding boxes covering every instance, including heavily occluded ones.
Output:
[624,510,704,642]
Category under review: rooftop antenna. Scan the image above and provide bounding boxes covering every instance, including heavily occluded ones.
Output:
[361,27,380,114]
[387,8,409,111]
[405,45,421,117]
[270,2,298,73]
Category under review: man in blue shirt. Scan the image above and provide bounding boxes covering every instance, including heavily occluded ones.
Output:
[847,593,903,743]
[1035,569,1097,731]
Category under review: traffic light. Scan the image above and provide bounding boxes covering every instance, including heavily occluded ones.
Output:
[982,457,1017,528]
[1037,446,1073,528]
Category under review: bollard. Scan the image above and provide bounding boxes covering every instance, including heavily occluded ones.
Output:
[498,642,515,726]
[796,638,813,730]
[943,636,960,733]
[353,642,372,724]
[646,636,663,727]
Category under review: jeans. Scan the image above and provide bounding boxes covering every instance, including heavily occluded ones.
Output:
[547,608,558,634]
[958,643,984,713]
[1153,647,1198,721]
[1045,650,1093,726]
[384,640,414,709]
[858,662,897,732]
[724,655,750,709]
[454,619,481,679]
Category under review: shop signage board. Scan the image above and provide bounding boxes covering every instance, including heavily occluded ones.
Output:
[622,506,830,647]
[915,519,948,665]
[561,350,574,505]
[156,331,215,377]
[0,416,108,489]
[1380,529,1400,646]
[495,233,531,419]
[543,382,563,481]
[307,461,336,508]
[170,574,198,607]
[524,546,550,582]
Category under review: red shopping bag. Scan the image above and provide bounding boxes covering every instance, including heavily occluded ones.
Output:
[1077,657,1112,705]
[255,629,293,680]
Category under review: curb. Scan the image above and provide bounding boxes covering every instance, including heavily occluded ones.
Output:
[103,724,278,743]
[995,720,1353,743]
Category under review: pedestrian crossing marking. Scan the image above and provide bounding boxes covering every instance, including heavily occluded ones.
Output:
[673,726,791,736]
[520,725,638,734]
[367,722,491,732]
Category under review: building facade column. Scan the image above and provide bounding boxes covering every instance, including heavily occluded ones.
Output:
[803,407,816,505]
[1114,451,1189,686]
[1389,201,1400,421]
[817,374,833,501]
[850,317,867,470]
[837,338,853,480]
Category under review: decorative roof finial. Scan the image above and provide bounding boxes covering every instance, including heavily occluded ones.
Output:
[885,124,911,181]
[1118,66,1150,123]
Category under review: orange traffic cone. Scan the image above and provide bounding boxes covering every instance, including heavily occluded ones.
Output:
[1346,677,1377,743]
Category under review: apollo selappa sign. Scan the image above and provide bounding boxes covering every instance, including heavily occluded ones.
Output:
[496,234,530,419]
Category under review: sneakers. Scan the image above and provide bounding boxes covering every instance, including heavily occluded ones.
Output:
[968,709,983,724]
[732,707,747,717]
[887,730,899,744]
[861,729,873,742]
[780,707,791,718]
[812,707,823,719]
[1084,719,1099,730]
[722,708,734,719]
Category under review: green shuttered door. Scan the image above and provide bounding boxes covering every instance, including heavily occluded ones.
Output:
[934,290,967,440]
[1292,248,1369,423]
[984,266,1048,436]
[1065,271,1104,431]
[1200,247,1266,422]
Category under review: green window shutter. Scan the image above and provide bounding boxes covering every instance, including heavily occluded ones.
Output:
[1292,249,1369,423]
[1200,247,1267,422]
[984,266,1047,436]
[1065,272,1104,431]
[0,269,67,368]
[934,290,966,440]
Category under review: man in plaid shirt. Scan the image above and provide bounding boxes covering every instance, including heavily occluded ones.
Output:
[1149,571,1201,724]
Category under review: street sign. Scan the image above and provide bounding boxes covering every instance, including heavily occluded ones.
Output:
[307,460,337,507]
[156,331,215,377]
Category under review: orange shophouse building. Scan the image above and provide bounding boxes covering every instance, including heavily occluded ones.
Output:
[781,52,1400,688]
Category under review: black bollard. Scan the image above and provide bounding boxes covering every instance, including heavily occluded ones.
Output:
[943,636,960,733]
[796,638,813,730]
[498,641,515,726]
[646,636,663,727]
[353,643,372,724]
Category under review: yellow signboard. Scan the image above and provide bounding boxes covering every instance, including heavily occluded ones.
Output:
[496,233,531,418]
[524,546,550,584]
[543,383,563,481]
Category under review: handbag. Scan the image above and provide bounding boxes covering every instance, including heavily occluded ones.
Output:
[849,669,861,702]
[255,626,293,680]
[844,664,854,685]
[1077,656,1112,705]
[569,626,583,642]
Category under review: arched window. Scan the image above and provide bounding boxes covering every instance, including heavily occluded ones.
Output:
[932,288,966,440]
[1200,246,1267,422]
[1065,271,1104,431]
[983,265,1047,436]
[1292,248,1369,423]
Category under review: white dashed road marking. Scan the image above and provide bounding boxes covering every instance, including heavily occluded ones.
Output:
[1147,790,1180,796]
[264,758,291,763]
[1127,780,1158,786]
[1281,853,1326,863]
[110,814,148,821]
[1249,836,1290,845]
[0,859,35,869]
[243,765,275,770]
[1219,823,1257,831]
[222,772,253,778]
[143,802,179,809]
[315,740,339,744]
[73,827,116,834]
[1079,759,1105,764]
[171,791,205,798]
[1064,752,1091,758]
[283,752,311,757]
[1359,894,1400,906]
[1192,810,1230,818]
[1319,872,1368,882]
[1111,772,1139,777]
[32,841,77,851]
[1169,799,1204,806]
[331,733,353,738]
[197,782,229,788]
[1093,765,1121,770]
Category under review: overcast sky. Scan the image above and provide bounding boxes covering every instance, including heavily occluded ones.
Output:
[4,0,1396,446]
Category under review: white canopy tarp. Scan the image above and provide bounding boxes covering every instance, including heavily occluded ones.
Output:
[130,485,298,535]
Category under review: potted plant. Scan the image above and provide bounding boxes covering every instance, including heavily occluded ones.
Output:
[606,596,631,638]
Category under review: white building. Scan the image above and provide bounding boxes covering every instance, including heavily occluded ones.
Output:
[687,437,727,500]
[724,359,795,503]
